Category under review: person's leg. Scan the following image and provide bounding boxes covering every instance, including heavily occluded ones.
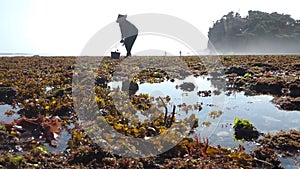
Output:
[124,35,137,57]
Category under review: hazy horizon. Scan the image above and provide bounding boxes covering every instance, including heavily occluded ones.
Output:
[1,0,300,55]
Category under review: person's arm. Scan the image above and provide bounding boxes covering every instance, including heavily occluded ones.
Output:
[120,36,124,43]
[119,24,125,43]
[120,27,125,39]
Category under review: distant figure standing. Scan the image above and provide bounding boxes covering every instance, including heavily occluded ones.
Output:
[116,14,138,57]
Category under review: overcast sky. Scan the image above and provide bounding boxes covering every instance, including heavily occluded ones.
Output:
[0,0,299,55]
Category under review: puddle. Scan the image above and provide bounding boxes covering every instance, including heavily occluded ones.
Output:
[0,104,20,122]
[108,75,300,167]
[0,104,72,153]
[45,129,71,152]
[279,156,300,169]
[108,75,300,140]
[46,86,54,92]
[205,92,300,168]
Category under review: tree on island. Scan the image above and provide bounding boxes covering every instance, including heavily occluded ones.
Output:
[208,10,300,54]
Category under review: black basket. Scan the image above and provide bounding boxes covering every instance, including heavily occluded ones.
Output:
[111,51,120,59]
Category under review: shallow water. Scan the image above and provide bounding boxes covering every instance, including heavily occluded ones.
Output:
[0,104,20,122]
[1,74,299,166]
[0,104,71,153]
[109,75,300,167]
[45,129,71,152]
[210,92,300,146]
[109,75,300,142]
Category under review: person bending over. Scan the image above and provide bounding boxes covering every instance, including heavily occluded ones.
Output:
[116,14,138,57]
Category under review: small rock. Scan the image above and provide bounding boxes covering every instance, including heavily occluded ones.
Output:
[179,82,195,92]
[289,81,300,97]
[0,87,16,104]
[50,140,58,147]
[225,66,247,76]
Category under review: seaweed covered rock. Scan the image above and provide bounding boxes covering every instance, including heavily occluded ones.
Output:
[95,76,108,88]
[46,87,72,99]
[251,147,284,169]
[289,81,300,97]
[225,66,247,76]
[251,63,279,71]
[250,79,284,95]
[258,129,300,156]
[0,87,16,104]
[233,118,261,142]
[67,145,109,166]
[272,96,300,111]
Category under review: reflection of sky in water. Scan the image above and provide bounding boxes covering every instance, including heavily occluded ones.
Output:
[45,129,70,152]
[109,75,300,167]
[109,75,300,142]
[0,104,70,153]
[209,92,300,149]
[0,104,20,122]
[46,86,54,92]
[109,75,224,108]
[0,75,298,167]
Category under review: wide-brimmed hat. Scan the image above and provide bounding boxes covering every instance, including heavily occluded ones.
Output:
[117,14,127,19]
[116,14,127,23]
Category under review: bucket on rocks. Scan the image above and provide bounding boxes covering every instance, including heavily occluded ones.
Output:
[111,51,120,59]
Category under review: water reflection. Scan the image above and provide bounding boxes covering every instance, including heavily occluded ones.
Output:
[0,104,72,153]
[0,104,20,122]
[109,75,300,167]
[108,75,300,148]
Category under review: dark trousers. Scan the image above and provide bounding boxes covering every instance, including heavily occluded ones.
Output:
[124,34,137,57]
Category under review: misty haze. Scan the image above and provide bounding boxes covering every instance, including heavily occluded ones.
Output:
[208,10,300,54]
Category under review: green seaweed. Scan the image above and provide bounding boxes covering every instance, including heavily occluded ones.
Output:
[0,124,6,131]
[33,145,49,154]
[233,117,260,142]
[243,72,251,78]
[9,155,24,164]
[233,117,254,128]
